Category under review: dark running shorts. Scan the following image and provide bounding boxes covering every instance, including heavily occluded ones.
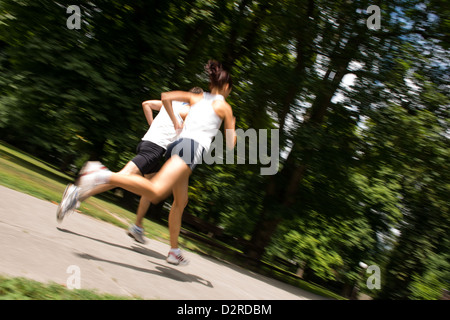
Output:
[131,140,165,175]
[165,138,205,171]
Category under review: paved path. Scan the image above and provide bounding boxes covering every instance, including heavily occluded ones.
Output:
[0,185,325,300]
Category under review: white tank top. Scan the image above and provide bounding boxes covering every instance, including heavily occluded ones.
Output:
[142,101,185,149]
[180,92,224,152]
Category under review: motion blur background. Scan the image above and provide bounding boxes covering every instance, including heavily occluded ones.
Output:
[0,0,448,299]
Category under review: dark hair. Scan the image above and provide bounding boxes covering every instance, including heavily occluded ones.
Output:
[205,60,233,90]
[189,87,204,94]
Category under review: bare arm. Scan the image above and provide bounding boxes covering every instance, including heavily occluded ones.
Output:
[213,100,236,150]
[142,100,163,126]
[161,91,202,131]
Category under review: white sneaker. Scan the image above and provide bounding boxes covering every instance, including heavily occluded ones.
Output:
[76,161,111,195]
[127,224,146,244]
[56,184,80,223]
[166,250,190,266]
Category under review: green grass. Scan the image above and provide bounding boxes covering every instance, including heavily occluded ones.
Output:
[0,275,136,300]
[0,140,344,300]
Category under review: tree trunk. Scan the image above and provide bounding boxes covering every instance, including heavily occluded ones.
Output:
[245,153,307,260]
[223,1,270,70]
[247,212,282,261]
[245,26,366,261]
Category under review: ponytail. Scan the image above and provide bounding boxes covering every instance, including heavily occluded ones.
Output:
[205,60,233,90]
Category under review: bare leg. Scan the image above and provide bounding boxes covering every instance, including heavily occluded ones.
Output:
[134,197,151,228]
[80,161,141,201]
[79,184,115,201]
[134,173,155,228]
[108,156,191,204]
[168,171,190,249]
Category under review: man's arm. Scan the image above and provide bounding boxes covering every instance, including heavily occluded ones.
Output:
[142,100,163,126]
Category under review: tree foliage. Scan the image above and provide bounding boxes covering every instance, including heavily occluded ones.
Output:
[0,0,448,299]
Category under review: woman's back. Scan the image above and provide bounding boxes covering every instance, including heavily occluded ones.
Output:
[180,92,224,151]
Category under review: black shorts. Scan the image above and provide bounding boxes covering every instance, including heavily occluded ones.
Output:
[165,138,205,171]
[131,140,165,175]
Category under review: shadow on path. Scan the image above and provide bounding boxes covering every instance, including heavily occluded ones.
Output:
[76,252,213,288]
[57,227,166,260]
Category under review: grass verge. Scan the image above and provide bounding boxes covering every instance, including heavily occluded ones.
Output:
[0,275,136,300]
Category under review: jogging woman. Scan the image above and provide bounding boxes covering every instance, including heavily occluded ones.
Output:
[75,60,236,265]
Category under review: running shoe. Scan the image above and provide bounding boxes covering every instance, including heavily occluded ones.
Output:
[76,161,110,195]
[166,250,190,266]
[56,183,79,223]
[127,224,147,244]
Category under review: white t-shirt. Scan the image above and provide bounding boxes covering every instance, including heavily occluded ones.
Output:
[180,93,224,152]
[142,101,186,149]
